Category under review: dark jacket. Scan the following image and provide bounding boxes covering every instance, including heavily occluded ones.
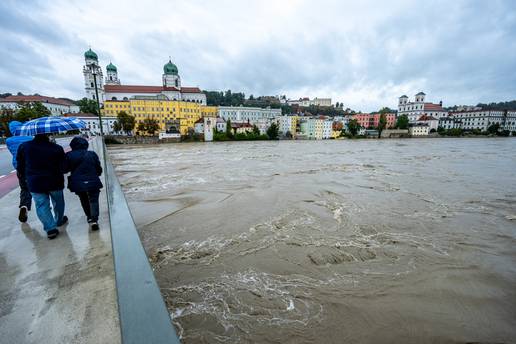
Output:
[64,137,103,193]
[6,121,32,169]
[17,135,65,193]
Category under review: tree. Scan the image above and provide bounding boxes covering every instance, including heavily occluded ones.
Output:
[377,113,387,138]
[252,124,260,135]
[225,119,233,138]
[395,115,409,129]
[378,107,394,114]
[137,118,160,135]
[112,120,122,133]
[0,108,16,136]
[78,98,99,115]
[16,101,51,122]
[347,119,359,136]
[266,122,279,140]
[487,123,500,135]
[116,111,136,135]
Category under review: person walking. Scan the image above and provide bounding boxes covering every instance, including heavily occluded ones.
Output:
[17,133,68,239]
[6,121,33,222]
[64,137,103,231]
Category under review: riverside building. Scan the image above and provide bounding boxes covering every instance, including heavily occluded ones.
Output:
[0,95,79,116]
[398,92,448,122]
[218,106,281,123]
[82,48,206,105]
[447,110,516,132]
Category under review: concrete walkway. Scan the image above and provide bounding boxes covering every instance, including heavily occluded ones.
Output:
[0,185,121,343]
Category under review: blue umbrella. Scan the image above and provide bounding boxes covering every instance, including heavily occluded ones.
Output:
[13,116,86,136]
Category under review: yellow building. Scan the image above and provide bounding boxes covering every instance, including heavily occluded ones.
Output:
[102,97,211,135]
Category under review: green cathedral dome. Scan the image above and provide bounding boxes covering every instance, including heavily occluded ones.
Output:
[106,62,117,72]
[84,48,98,60]
[163,59,178,75]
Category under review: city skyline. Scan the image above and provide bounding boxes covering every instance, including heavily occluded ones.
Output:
[1,0,516,112]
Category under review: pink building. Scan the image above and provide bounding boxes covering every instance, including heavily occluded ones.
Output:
[351,113,396,129]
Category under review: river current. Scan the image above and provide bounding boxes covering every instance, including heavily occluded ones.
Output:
[109,138,516,344]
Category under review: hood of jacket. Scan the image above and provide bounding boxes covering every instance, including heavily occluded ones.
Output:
[70,136,89,151]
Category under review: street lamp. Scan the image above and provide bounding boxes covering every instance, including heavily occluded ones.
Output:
[92,69,104,136]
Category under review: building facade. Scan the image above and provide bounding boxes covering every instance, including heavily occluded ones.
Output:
[218,106,281,123]
[82,48,206,105]
[0,95,80,116]
[409,124,429,136]
[447,110,516,132]
[64,113,119,135]
[287,97,332,107]
[398,92,448,122]
[277,115,298,136]
[351,113,396,129]
[102,96,205,135]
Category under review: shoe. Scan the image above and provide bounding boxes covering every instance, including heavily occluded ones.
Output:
[18,206,28,223]
[91,222,99,231]
[57,216,68,227]
[47,229,59,240]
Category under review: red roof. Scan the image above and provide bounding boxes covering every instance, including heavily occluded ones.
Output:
[418,115,438,121]
[104,84,202,94]
[0,95,75,106]
[423,103,445,111]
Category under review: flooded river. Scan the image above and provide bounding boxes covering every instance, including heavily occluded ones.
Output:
[109,138,516,344]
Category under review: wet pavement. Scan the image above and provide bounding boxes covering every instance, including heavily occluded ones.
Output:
[0,170,120,343]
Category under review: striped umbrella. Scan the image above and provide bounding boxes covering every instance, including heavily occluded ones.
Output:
[13,116,86,136]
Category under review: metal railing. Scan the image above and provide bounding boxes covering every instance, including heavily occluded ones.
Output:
[94,138,180,344]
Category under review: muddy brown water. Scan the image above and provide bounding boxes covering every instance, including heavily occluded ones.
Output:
[109,138,516,344]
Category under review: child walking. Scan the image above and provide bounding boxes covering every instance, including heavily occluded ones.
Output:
[64,137,103,231]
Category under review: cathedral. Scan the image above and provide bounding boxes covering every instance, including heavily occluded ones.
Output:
[82,48,207,105]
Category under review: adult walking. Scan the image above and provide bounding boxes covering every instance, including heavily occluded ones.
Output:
[17,133,68,239]
[5,121,32,222]
[12,116,85,239]
[64,137,103,231]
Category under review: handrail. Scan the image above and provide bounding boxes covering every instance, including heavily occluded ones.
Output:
[95,137,180,344]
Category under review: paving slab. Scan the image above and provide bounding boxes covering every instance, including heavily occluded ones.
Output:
[0,184,121,344]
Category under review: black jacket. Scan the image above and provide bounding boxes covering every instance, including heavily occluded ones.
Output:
[17,135,65,193]
[64,137,103,193]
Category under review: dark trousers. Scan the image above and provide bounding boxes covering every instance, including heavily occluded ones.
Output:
[17,171,32,210]
[76,190,100,222]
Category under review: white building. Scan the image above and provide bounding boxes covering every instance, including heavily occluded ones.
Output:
[0,95,80,116]
[215,117,227,132]
[448,110,516,132]
[277,115,298,135]
[83,48,206,105]
[66,113,119,135]
[416,115,439,132]
[287,97,332,107]
[194,117,216,141]
[408,124,429,136]
[322,119,333,139]
[218,106,281,123]
[398,92,448,122]
[439,116,462,130]
[300,118,324,139]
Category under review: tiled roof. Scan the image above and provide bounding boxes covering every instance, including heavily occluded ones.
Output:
[423,103,445,111]
[104,85,202,94]
[0,95,75,106]
[104,85,179,93]
[418,115,438,121]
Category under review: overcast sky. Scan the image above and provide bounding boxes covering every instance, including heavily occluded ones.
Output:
[1,0,515,112]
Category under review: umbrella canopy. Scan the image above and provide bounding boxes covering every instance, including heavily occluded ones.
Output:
[13,116,86,136]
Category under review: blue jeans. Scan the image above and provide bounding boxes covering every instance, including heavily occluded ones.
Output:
[31,190,65,232]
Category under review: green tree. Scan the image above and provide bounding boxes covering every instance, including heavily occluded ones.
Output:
[137,118,160,135]
[395,115,409,129]
[378,107,394,114]
[347,118,359,136]
[78,98,99,115]
[116,111,136,135]
[252,124,260,135]
[112,120,122,133]
[0,108,16,136]
[486,123,500,134]
[377,113,387,138]
[225,119,233,138]
[15,101,51,122]
[266,122,279,140]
